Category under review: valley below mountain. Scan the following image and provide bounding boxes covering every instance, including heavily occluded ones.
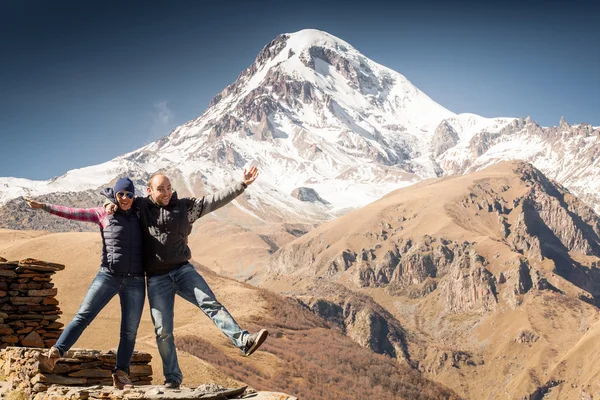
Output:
[228,161,600,399]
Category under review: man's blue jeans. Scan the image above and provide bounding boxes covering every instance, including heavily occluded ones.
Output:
[54,270,145,372]
[147,263,248,384]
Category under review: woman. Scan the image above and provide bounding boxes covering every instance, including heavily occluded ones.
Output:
[25,177,144,390]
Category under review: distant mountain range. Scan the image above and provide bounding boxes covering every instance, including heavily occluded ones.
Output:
[1,29,598,231]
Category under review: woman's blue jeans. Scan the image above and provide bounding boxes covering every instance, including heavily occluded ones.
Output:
[54,270,146,372]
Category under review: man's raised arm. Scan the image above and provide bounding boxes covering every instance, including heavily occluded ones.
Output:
[189,166,259,223]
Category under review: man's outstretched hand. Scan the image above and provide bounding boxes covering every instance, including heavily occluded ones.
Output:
[243,166,259,186]
[23,197,43,209]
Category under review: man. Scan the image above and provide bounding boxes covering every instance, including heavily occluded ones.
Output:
[105,166,267,388]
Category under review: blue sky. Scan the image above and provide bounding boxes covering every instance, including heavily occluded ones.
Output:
[1,0,599,180]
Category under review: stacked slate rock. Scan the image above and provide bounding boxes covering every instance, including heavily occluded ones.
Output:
[0,347,152,396]
[0,257,65,349]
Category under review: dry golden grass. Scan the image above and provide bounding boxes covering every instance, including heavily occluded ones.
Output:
[177,289,460,400]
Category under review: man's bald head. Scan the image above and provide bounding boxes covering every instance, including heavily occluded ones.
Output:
[147,172,173,206]
[148,173,169,189]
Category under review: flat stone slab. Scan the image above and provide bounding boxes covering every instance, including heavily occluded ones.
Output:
[0,260,17,266]
[140,384,247,399]
[18,258,65,272]
[0,270,17,278]
[32,384,298,400]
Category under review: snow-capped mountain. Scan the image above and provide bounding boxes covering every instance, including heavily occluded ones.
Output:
[1,29,599,225]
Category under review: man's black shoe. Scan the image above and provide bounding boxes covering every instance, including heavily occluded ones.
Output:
[162,380,180,389]
[244,329,269,357]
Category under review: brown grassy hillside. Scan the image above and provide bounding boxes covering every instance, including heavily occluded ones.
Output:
[0,229,457,399]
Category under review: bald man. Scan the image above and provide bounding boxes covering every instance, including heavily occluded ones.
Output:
[104,167,267,388]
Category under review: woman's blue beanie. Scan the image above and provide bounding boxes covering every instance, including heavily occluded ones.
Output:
[113,177,135,194]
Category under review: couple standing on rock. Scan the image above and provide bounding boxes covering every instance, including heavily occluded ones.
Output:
[24,167,268,390]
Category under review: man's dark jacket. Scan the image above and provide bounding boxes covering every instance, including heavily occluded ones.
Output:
[104,182,246,276]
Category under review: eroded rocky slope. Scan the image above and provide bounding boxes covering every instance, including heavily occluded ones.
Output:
[264,161,600,399]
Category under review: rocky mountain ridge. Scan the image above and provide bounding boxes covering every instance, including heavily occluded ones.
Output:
[261,161,600,399]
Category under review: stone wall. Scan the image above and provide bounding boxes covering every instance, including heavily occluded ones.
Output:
[0,347,152,397]
[0,258,65,349]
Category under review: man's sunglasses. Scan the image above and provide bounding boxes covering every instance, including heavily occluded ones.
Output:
[116,191,134,199]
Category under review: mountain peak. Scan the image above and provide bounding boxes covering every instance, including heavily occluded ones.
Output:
[204,29,455,145]
[284,29,356,53]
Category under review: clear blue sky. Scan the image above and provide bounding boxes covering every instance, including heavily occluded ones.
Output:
[1,0,599,180]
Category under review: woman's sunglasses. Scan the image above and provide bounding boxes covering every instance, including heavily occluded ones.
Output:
[116,191,134,199]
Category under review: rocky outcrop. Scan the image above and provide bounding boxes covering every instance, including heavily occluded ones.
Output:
[440,252,497,313]
[522,380,563,400]
[326,249,357,275]
[261,71,315,109]
[499,257,560,308]
[302,46,361,89]
[432,120,459,157]
[290,187,328,204]
[210,143,246,168]
[303,282,411,363]
[468,130,502,159]
[505,164,600,298]
[520,191,599,256]
[273,222,499,313]
[243,34,290,79]
[420,347,484,375]
[514,330,539,344]
[208,114,243,141]
[350,237,497,313]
